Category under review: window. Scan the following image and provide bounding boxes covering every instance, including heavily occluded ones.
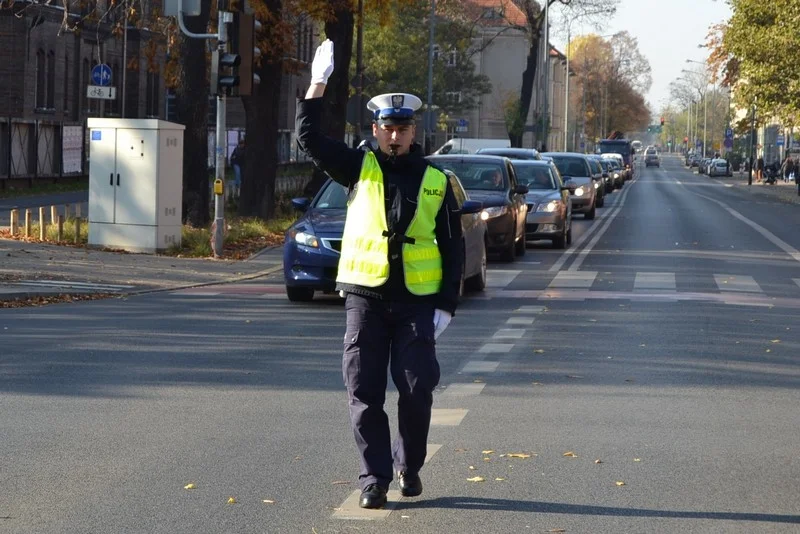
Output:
[47,51,55,109]
[446,49,457,67]
[63,53,70,113]
[36,49,46,109]
[145,71,160,117]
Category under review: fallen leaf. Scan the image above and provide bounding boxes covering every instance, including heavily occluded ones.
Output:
[483,457,491,461]
[495,477,506,481]
[563,452,577,458]
[770,339,780,343]
[227,497,237,504]
[401,515,410,519]
[505,453,532,459]
[469,465,476,470]
[766,349,771,353]
[482,450,495,455]
[639,344,646,347]
[532,381,544,385]
[594,459,602,464]
[634,458,641,462]
[473,379,484,383]
[534,349,545,354]
[294,456,303,461]
[455,448,468,452]
[467,476,485,482]
[615,481,626,486]
[183,483,196,490]
[263,499,275,504]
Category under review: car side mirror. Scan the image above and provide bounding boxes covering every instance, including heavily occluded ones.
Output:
[514,184,529,195]
[291,198,311,212]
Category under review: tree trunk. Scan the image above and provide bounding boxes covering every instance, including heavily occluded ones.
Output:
[239,0,283,219]
[177,1,212,227]
[303,4,355,198]
[512,42,539,148]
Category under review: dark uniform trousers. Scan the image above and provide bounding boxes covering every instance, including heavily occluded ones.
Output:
[342,293,440,490]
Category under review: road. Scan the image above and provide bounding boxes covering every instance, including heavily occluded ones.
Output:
[2,155,799,533]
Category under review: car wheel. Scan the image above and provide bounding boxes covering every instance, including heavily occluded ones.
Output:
[286,286,314,302]
[466,240,487,292]
[552,225,567,249]
[566,225,573,245]
[500,224,516,262]
[596,194,605,208]
[585,203,596,220]
[514,233,526,257]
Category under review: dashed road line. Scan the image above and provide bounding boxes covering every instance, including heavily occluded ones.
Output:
[439,383,487,397]
[461,361,499,373]
[430,409,469,426]
[714,274,762,293]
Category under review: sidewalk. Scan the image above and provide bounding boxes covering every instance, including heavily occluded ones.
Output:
[0,239,283,302]
[710,170,800,205]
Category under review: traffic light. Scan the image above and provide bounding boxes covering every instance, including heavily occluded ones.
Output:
[211,49,241,94]
[660,116,665,126]
[230,11,262,96]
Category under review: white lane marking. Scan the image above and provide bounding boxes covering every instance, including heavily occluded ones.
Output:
[682,187,800,265]
[431,408,469,426]
[506,317,535,325]
[549,177,636,272]
[462,361,499,373]
[486,270,521,288]
[568,189,633,272]
[492,329,525,339]
[714,274,762,293]
[332,444,443,520]
[516,305,546,313]
[548,271,597,289]
[479,343,514,353]
[440,383,486,397]
[634,272,676,291]
[794,278,800,289]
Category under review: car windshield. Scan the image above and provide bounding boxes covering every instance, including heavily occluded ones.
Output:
[514,165,556,190]
[313,180,348,209]
[550,156,589,178]
[434,161,506,191]
[605,160,620,170]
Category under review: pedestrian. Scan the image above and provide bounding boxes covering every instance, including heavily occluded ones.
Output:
[756,155,764,183]
[780,155,795,183]
[230,139,245,194]
[296,39,463,510]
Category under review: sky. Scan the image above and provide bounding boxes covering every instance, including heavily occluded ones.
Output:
[553,0,731,113]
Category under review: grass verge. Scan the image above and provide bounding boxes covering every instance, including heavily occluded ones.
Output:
[167,215,294,259]
[0,178,88,199]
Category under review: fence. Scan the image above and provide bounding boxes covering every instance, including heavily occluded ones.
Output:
[0,119,86,184]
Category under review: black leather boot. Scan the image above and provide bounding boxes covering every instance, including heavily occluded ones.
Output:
[359,484,388,509]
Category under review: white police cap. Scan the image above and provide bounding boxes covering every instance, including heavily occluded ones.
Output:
[367,93,422,124]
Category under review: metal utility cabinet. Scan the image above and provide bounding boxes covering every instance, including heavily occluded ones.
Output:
[87,118,185,253]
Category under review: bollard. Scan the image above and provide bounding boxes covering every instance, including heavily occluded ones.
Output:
[65,203,71,219]
[10,209,19,235]
[24,209,32,237]
[74,217,80,244]
[39,207,46,241]
[75,204,82,218]
[57,215,64,241]
[51,205,58,225]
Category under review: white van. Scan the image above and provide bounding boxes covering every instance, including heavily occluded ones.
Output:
[433,138,510,155]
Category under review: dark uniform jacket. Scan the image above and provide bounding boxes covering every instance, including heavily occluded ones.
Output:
[296,97,463,314]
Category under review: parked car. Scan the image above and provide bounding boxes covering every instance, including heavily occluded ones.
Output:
[511,160,573,248]
[698,158,712,174]
[428,154,528,261]
[283,174,489,302]
[475,147,542,160]
[541,152,598,220]
[708,158,732,177]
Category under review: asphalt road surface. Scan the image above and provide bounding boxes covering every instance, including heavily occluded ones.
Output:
[2,155,799,533]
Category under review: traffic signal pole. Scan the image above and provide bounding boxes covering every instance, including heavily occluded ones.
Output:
[177,0,228,258]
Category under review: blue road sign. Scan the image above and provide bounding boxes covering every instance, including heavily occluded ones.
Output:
[725,127,733,138]
[91,64,112,87]
[724,138,733,148]
[776,135,785,146]
[457,118,468,128]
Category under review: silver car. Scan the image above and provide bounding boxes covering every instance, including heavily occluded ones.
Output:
[541,152,598,220]
[513,160,573,248]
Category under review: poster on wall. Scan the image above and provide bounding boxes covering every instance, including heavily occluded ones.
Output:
[62,126,84,174]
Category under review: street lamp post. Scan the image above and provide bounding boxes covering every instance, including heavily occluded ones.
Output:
[425,0,436,155]
[686,59,708,156]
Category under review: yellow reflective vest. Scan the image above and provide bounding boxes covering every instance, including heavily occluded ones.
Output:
[337,150,447,295]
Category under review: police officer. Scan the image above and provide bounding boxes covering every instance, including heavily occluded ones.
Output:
[296,40,463,509]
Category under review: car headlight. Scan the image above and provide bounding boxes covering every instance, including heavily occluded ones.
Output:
[614,172,620,179]
[480,206,508,220]
[536,200,562,213]
[574,186,585,197]
[288,229,319,248]
[593,181,600,189]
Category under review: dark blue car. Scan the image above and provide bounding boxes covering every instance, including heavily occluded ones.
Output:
[283,174,489,302]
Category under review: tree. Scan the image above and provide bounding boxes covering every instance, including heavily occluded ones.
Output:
[357,1,492,119]
[718,0,800,124]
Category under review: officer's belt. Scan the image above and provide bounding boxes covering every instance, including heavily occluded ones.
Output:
[382,231,416,245]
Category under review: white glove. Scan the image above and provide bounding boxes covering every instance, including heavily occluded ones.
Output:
[310,39,335,85]
[433,309,452,340]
